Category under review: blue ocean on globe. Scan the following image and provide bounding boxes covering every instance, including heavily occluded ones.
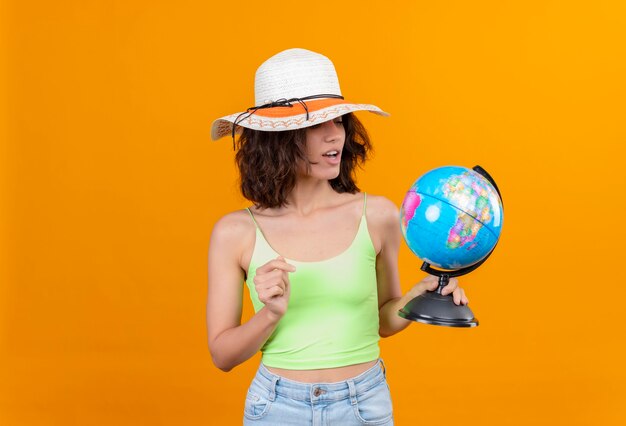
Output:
[400,166,503,270]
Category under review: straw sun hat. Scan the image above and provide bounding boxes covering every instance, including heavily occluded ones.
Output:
[210,48,389,141]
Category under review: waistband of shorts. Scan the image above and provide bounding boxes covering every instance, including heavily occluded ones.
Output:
[253,359,387,402]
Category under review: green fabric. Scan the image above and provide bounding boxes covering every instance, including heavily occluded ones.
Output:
[245,195,380,370]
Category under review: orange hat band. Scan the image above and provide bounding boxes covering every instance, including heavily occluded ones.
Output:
[253,97,347,118]
[231,94,344,143]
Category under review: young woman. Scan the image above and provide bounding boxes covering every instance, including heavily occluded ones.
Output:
[207,48,468,425]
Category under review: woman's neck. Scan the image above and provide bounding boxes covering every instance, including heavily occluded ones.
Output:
[285,179,338,216]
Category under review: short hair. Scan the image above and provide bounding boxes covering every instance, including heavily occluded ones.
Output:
[235,113,372,209]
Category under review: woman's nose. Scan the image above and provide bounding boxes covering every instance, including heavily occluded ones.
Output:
[322,120,342,141]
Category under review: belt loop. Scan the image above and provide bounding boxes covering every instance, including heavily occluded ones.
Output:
[347,380,358,406]
[379,358,387,378]
[268,375,279,402]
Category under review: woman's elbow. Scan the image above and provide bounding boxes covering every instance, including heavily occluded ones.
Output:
[379,328,396,339]
[208,342,235,372]
[379,321,407,338]
[213,359,234,372]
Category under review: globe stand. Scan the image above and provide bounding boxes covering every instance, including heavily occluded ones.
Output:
[398,165,503,328]
[398,262,480,327]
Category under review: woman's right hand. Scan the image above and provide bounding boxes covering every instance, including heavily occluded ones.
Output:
[252,256,296,321]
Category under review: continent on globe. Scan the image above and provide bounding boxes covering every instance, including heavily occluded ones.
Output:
[442,171,496,250]
[400,192,421,233]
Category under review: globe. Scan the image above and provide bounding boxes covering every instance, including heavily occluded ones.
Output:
[400,166,503,271]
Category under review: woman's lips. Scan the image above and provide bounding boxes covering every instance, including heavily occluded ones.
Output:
[322,150,341,164]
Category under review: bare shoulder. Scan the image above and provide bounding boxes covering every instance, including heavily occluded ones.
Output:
[365,194,401,254]
[366,194,400,226]
[210,209,255,250]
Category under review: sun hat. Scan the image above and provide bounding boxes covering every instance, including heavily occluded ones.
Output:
[210,48,389,141]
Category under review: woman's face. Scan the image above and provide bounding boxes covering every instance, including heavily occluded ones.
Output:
[300,116,346,181]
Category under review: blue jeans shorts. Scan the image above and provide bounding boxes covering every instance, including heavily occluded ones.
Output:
[243,359,394,425]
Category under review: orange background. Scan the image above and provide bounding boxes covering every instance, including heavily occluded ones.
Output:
[2,1,626,425]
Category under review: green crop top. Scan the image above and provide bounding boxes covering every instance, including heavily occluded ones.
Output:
[245,193,380,370]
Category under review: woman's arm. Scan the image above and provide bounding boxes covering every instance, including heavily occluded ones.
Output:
[369,197,414,337]
[206,212,293,372]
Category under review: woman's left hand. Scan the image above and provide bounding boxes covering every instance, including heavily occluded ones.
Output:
[409,275,469,306]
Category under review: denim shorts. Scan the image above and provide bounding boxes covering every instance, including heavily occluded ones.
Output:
[243,359,394,425]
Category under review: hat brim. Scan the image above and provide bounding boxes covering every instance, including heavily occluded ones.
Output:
[210,98,389,141]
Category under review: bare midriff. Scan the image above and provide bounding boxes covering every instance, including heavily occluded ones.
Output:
[265,360,378,383]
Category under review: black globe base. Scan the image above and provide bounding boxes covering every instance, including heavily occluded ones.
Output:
[398,291,478,328]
